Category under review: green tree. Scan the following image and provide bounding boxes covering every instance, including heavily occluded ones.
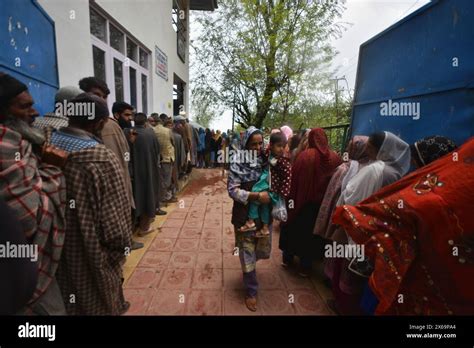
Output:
[191,85,217,128]
[192,0,346,129]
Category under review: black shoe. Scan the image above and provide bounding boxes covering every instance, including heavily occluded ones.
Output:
[131,241,144,250]
[156,209,167,215]
[120,301,131,315]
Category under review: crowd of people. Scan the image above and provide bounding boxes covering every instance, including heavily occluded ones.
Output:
[227,124,474,314]
[1,70,473,316]
[0,72,226,315]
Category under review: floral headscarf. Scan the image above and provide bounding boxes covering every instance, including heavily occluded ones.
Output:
[229,126,265,184]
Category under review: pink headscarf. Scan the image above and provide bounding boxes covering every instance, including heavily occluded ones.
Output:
[280,125,293,141]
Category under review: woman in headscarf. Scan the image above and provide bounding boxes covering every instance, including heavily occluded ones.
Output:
[227,126,271,312]
[280,125,293,142]
[333,137,473,315]
[341,132,411,207]
[314,136,370,242]
[312,135,371,315]
[327,131,411,315]
[411,135,457,168]
[279,128,342,277]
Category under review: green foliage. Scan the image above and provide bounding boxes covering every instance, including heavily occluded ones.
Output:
[192,0,347,129]
[191,86,217,128]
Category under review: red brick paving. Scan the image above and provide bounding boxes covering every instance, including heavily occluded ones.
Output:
[124,169,333,315]
[149,238,175,251]
[173,239,200,252]
[126,268,164,289]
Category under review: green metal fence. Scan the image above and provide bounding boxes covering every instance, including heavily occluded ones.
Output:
[321,123,351,154]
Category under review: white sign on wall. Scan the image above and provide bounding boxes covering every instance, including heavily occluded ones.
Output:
[155,46,168,81]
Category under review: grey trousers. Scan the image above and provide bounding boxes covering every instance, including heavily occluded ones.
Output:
[160,162,173,201]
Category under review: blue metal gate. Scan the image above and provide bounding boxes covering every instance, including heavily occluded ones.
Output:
[0,0,58,116]
[350,0,474,147]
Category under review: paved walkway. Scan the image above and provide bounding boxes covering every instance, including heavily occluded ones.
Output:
[123,168,335,315]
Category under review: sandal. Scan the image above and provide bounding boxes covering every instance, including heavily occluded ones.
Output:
[245,296,257,312]
[239,221,256,232]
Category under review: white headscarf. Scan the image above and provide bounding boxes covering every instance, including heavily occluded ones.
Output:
[341,131,410,248]
[339,131,410,206]
[377,131,411,184]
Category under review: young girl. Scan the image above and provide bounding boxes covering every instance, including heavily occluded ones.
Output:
[239,132,292,237]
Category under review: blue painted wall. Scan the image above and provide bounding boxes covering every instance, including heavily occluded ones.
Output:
[0,0,58,116]
[351,0,474,147]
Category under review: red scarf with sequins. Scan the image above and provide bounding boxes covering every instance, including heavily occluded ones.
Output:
[333,137,474,315]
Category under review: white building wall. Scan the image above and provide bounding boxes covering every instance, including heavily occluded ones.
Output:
[37,0,94,88]
[38,0,190,116]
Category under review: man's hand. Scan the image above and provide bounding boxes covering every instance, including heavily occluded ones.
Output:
[41,144,69,168]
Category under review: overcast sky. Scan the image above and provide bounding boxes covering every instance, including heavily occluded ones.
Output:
[191,0,430,131]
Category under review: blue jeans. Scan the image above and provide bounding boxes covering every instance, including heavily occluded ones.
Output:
[243,270,258,297]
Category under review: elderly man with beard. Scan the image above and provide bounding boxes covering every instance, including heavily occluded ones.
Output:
[50,93,132,315]
[0,72,67,315]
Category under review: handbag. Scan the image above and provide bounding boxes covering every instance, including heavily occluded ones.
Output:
[271,196,288,222]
